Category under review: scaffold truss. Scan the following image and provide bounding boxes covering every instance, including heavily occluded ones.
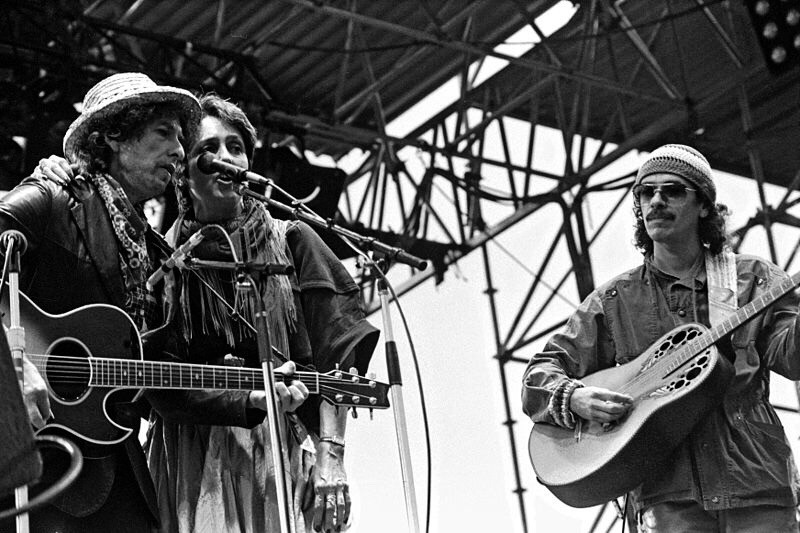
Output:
[2,1,799,531]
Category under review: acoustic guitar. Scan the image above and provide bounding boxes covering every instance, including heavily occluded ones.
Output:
[1,289,389,446]
[528,271,800,508]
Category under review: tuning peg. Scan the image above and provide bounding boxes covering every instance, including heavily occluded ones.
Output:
[351,407,358,419]
[369,408,374,421]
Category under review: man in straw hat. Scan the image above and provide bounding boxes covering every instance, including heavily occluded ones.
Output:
[0,72,309,532]
[34,90,376,533]
[522,144,800,531]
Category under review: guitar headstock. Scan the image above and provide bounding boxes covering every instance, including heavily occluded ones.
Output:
[317,369,390,409]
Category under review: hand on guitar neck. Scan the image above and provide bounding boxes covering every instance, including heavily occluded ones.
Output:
[570,386,633,424]
[245,361,310,413]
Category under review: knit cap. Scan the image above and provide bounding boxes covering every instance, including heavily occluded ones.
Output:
[635,144,715,204]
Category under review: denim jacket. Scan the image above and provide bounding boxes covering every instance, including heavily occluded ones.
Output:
[522,254,800,511]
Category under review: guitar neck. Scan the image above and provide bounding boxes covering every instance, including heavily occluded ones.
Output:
[666,270,800,374]
[88,358,320,394]
[707,271,800,343]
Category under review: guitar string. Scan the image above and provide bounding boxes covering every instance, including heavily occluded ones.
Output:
[615,280,786,396]
[621,284,777,395]
[615,337,714,396]
[24,353,382,401]
[24,354,378,389]
[22,352,358,381]
[30,373,381,405]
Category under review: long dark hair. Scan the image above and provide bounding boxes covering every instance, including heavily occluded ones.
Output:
[633,199,730,255]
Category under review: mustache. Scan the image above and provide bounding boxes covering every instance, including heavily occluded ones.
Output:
[646,210,674,221]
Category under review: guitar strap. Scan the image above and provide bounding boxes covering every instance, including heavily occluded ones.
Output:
[705,249,738,326]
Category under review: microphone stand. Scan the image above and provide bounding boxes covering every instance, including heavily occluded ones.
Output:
[245,270,294,533]
[232,180,427,271]
[187,257,295,533]
[231,178,426,533]
[5,237,29,533]
[376,260,421,533]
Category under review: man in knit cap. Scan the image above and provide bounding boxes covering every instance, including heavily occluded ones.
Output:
[523,144,800,531]
[0,72,309,532]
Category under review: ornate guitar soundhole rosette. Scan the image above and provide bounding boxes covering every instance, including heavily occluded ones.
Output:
[642,324,713,397]
[649,330,714,397]
[650,350,713,397]
[642,325,704,372]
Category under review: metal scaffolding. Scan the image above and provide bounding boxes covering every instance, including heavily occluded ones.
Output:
[2,1,800,531]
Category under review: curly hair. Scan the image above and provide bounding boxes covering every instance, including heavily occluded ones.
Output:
[72,101,191,175]
[633,198,730,256]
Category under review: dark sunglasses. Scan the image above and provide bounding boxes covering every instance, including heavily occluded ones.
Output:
[633,183,696,202]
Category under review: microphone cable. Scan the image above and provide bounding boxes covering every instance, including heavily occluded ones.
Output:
[338,235,433,533]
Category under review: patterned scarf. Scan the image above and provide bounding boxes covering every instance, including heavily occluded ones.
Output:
[172,197,297,355]
[91,173,158,331]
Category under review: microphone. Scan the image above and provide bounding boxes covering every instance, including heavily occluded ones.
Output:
[197,153,270,186]
[146,228,207,291]
[0,230,28,256]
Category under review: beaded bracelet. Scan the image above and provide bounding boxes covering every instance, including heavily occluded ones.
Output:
[547,378,570,427]
[548,378,585,429]
[560,379,585,429]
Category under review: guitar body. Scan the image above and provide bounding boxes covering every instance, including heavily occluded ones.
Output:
[528,323,735,508]
[1,290,142,445]
[2,287,391,447]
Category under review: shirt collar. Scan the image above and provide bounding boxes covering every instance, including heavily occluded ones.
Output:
[644,253,707,290]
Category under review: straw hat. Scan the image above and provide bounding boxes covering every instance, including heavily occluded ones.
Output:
[63,72,201,161]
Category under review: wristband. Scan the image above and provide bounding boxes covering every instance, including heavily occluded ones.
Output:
[561,379,585,429]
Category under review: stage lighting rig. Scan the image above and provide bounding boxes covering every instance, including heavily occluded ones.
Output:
[745,0,800,74]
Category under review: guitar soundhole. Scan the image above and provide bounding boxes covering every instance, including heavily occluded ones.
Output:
[653,347,714,396]
[47,339,91,402]
[650,326,703,368]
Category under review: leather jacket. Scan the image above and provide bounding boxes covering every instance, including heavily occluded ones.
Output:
[0,175,162,520]
[0,175,318,522]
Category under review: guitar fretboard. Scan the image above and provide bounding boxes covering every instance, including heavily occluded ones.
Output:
[88,357,320,393]
[662,271,800,376]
